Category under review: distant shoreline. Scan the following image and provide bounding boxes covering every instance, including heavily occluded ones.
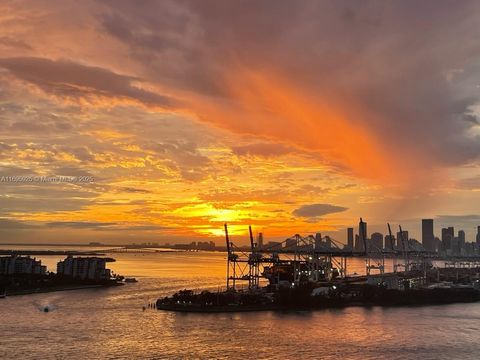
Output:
[0,250,105,256]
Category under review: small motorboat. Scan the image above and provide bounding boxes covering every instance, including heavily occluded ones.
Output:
[124,277,138,283]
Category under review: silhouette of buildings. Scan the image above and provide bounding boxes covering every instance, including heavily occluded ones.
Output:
[56,256,111,281]
[0,255,46,275]
[333,218,480,256]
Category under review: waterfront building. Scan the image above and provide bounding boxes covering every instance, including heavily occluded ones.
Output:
[56,256,111,281]
[476,227,480,247]
[0,255,46,275]
[197,241,216,250]
[422,219,435,252]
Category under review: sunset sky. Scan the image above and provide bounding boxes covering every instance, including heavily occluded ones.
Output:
[1,1,480,244]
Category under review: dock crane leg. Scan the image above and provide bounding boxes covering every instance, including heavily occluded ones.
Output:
[224,223,231,290]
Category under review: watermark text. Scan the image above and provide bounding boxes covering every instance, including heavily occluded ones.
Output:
[0,175,95,183]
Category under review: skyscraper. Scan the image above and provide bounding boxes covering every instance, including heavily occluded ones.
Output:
[257,232,264,249]
[370,232,384,251]
[356,220,367,252]
[477,226,480,246]
[422,219,435,252]
[458,230,466,254]
[385,234,395,251]
[315,233,322,250]
[347,228,354,249]
[396,230,409,250]
[441,227,454,251]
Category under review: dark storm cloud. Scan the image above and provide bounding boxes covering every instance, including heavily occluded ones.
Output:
[293,203,348,218]
[0,57,176,107]
[97,0,480,170]
[116,187,152,194]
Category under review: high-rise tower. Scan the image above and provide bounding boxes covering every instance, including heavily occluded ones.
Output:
[422,219,435,252]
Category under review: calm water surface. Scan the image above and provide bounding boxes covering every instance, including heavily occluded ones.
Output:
[1,250,479,359]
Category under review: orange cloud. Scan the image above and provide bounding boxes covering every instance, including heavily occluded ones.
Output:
[190,68,398,184]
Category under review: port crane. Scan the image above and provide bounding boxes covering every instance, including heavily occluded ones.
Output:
[223,220,433,292]
[224,223,351,290]
[399,225,409,272]
[363,218,385,276]
[387,223,400,272]
[224,223,266,291]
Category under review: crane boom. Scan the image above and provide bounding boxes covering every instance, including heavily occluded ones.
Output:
[387,223,395,251]
[224,223,231,254]
[360,218,367,255]
[399,225,409,272]
[249,225,255,252]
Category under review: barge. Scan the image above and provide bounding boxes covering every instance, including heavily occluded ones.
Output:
[157,281,480,313]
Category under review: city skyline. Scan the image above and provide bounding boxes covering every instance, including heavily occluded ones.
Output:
[1,1,480,244]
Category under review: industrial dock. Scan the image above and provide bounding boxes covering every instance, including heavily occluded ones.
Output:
[157,220,480,312]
